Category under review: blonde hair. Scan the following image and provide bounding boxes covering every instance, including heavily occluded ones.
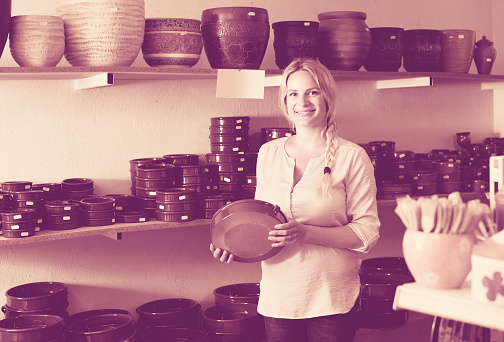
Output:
[279,58,339,197]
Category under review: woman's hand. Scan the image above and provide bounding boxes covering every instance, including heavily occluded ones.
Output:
[268,219,305,247]
[210,243,234,263]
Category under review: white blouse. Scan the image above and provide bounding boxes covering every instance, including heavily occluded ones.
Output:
[254,136,380,319]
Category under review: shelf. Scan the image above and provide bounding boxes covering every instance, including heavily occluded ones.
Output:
[1,67,504,90]
[0,219,211,246]
[393,282,504,332]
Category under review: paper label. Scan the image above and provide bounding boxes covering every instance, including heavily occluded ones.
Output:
[12,225,20,230]
[238,167,244,171]
[63,216,70,221]
[224,177,231,183]
[26,201,34,206]
[43,187,50,191]
[139,218,146,222]
[116,206,123,211]
[64,206,71,211]
[13,214,22,220]
[159,205,165,210]
[181,215,188,220]
[25,185,30,189]
[179,195,187,201]
[21,232,29,236]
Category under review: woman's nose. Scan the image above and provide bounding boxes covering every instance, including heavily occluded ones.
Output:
[297,94,310,106]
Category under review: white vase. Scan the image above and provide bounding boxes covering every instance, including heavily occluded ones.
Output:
[56,0,145,67]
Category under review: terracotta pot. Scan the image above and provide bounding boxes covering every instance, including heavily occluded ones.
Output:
[364,27,404,71]
[440,29,475,73]
[0,0,10,59]
[402,29,442,72]
[317,11,372,71]
[474,36,497,74]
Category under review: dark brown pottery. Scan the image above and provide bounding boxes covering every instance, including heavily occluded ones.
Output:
[272,21,318,69]
[0,0,11,59]
[137,298,201,329]
[364,27,404,71]
[474,36,497,74]
[142,327,208,342]
[402,29,442,72]
[0,314,64,342]
[6,282,68,311]
[61,178,94,191]
[213,283,260,305]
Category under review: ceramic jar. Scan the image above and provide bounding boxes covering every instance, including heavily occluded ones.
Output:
[474,36,497,75]
[402,29,442,72]
[364,27,404,72]
[317,11,372,71]
[272,21,318,69]
[142,18,202,68]
[0,0,11,59]
[440,29,475,73]
[56,0,145,67]
[201,7,269,69]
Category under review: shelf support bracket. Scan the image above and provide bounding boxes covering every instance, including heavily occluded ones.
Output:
[376,77,432,89]
[75,73,114,90]
[481,81,504,90]
[103,232,123,241]
[264,75,282,87]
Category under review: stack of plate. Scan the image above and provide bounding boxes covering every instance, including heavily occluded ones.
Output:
[0,209,38,238]
[155,188,198,222]
[43,200,82,230]
[79,196,116,226]
[61,178,94,200]
[209,117,250,154]
[3,281,69,318]
[8,190,44,230]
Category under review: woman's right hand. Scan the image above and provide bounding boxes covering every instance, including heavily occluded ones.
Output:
[210,243,234,263]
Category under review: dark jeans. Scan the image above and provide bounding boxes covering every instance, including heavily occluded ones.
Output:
[263,301,359,342]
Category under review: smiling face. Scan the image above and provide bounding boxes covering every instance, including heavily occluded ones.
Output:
[285,70,328,130]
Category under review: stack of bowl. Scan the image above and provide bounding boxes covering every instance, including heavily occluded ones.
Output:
[61,178,94,200]
[272,21,318,69]
[440,29,476,73]
[32,183,62,201]
[178,164,219,196]
[9,15,65,67]
[155,188,198,222]
[0,209,38,238]
[409,170,438,196]
[0,314,65,342]
[201,303,264,342]
[130,157,169,193]
[201,7,269,69]
[79,196,116,226]
[433,161,461,194]
[198,194,234,219]
[142,18,202,68]
[8,190,45,228]
[136,298,201,334]
[104,194,148,223]
[66,312,136,342]
[43,200,82,230]
[3,282,69,318]
[134,163,178,218]
[1,181,32,192]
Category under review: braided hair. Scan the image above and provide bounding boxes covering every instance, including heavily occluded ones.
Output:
[279,58,339,198]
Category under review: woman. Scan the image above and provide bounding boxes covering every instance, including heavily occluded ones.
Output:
[211,58,380,342]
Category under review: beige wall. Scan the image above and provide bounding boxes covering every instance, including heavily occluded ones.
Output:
[0,0,500,320]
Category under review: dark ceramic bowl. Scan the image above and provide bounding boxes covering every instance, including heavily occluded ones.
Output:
[135,178,175,189]
[180,164,217,176]
[103,194,137,206]
[44,200,81,214]
[129,157,168,172]
[2,304,69,319]
[44,220,81,231]
[145,18,201,32]
[136,298,201,328]
[360,273,413,299]
[1,228,35,238]
[213,283,260,305]
[5,282,68,311]
[202,303,263,333]
[0,209,36,222]
[0,314,64,342]
[199,195,233,210]
[1,181,32,191]
[79,196,115,211]
[210,142,249,153]
[61,188,95,201]
[205,153,250,164]
[402,29,442,72]
[136,164,177,179]
[141,327,208,342]
[155,188,198,203]
[360,257,412,277]
[115,211,149,223]
[61,178,94,191]
[318,11,367,21]
[201,7,268,25]
[155,210,197,222]
[67,313,135,342]
[81,217,115,227]
[81,209,115,220]
[64,309,131,332]
[157,201,197,212]
[10,190,45,201]
[44,212,81,223]
[210,116,250,126]
[209,125,249,135]
[2,219,36,231]
[163,154,199,166]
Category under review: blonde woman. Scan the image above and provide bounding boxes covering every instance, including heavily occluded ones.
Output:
[211,58,380,342]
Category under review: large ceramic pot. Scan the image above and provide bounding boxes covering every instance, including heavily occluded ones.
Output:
[272,21,318,69]
[402,29,442,72]
[56,0,145,67]
[440,29,475,73]
[0,0,11,59]
[364,27,404,71]
[142,18,202,68]
[317,11,372,71]
[201,7,269,69]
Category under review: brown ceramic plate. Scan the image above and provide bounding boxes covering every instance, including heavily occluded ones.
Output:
[210,199,286,263]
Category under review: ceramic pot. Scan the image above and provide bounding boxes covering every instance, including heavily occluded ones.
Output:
[440,29,475,73]
[0,0,11,59]
[364,27,404,71]
[201,7,269,69]
[142,18,202,68]
[403,230,476,289]
[56,0,145,67]
[317,11,372,71]
[272,21,318,69]
[474,36,497,74]
[402,29,442,72]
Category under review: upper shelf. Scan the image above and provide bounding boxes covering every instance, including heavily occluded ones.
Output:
[1,67,504,90]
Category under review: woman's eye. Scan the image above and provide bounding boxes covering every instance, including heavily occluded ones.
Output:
[308,90,319,96]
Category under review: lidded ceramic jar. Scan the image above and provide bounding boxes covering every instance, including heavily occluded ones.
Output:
[364,27,404,71]
[201,7,269,69]
[317,11,372,71]
[474,36,497,74]
[272,21,318,69]
[402,29,442,72]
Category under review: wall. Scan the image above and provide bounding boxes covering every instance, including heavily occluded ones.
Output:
[0,0,501,325]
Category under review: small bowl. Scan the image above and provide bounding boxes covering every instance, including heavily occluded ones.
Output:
[1,181,32,191]
[156,188,198,202]
[162,154,199,166]
[64,309,132,331]
[136,298,201,328]
[67,313,135,342]
[213,283,260,305]
[202,303,263,333]
[10,190,45,201]
[1,228,36,238]
[1,219,36,231]
[79,196,115,211]
[6,282,68,311]
[115,211,149,223]
[0,209,37,222]
[155,211,196,222]
[81,209,115,220]
[136,164,177,179]
[0,314,64,342]
[44,200,81,214]
[61,178,94,191]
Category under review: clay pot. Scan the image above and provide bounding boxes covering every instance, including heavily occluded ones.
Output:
[272,21,318,69]
[440,29,475,73]
[402,29,442,72]
[317,11,372,71]
[142,18,202,68]
[0,0,10,59]
[364,27,404,71]
[201,7,269,69]
[474,36,497,74]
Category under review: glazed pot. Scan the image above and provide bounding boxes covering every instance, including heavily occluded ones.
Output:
[402,29,442,72]
[213,283,260,305]
[0,0,11,59]
[66,313,135,342]
[364,27,404,71]
[272,21,318,69]
[136,298,201,330]
[5,282,68,311]
[440,29,475,73]
[201,7,269,69]
[474,36,497,74]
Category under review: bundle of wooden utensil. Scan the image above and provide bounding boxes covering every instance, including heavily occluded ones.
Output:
[395,192,496,239]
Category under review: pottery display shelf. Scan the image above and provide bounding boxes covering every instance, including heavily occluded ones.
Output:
[0,67,504,90]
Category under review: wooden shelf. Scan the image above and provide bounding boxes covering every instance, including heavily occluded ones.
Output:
[0,219,211,246]
[393,282,504,332]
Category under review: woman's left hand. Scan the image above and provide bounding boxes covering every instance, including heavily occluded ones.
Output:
[268,219,305,247]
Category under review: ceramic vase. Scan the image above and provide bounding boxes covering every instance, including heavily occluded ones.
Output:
[0,0,11,59]
[364,27,404,72]
[317,11,372,71]
[56,0,145,67]
[402,29,442,72]
[474,36,497,75]
[272,21,318,69]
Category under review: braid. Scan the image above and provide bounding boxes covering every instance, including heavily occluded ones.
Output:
[321,122,338,198]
